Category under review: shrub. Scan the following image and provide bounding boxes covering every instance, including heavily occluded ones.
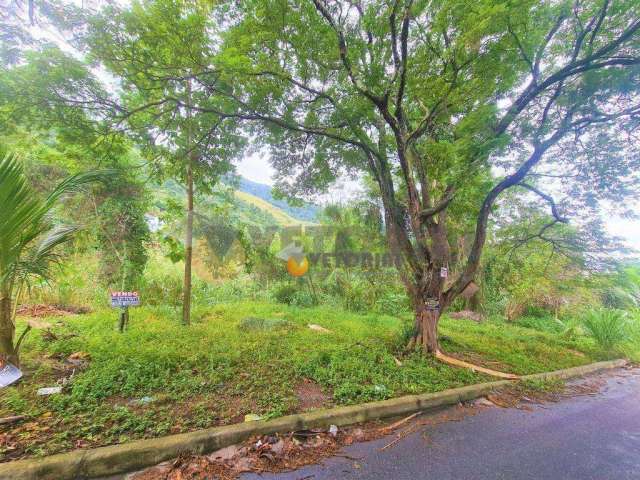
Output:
[140,271,183,307]
[582,308,629,351]
[202,276,269,303]
[601,286,639,310]
[555,317,583,339]
[272,283,298,305]
[291,289,317,307]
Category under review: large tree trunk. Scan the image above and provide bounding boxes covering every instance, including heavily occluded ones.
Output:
[410,300,441,354]
[0,294,17,365]
[182,162,194,326]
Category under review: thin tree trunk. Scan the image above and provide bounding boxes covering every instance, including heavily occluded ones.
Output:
[0,294,17,365]
[182,77,194,327]
[182,161,193,326]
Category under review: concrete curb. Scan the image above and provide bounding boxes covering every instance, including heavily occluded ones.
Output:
[0,358,626,480]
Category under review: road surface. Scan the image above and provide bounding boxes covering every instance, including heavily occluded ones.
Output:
[242,368,640,480]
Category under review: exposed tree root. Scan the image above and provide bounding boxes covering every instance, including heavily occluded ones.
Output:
[435,350,519,380]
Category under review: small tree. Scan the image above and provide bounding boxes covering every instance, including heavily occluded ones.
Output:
[82,0,245,324]
[0,151,106,365]
[0,46,153,296]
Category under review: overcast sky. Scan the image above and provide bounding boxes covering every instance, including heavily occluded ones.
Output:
[238,153,640,253]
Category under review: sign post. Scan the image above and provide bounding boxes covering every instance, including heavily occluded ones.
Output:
[110,291,140,332]
[425,297,440,311]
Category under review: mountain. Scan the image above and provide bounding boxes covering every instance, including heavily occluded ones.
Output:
[237,177,320,223]
[234,190,304,226]
[154,177,320,229]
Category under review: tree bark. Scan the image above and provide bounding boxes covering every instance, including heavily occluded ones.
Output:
[182,77,194,327]
[408,296,442,354]
[0,294,17,365]
[182,161,193,326]
[409,304,440,355]
[420,307,440,353]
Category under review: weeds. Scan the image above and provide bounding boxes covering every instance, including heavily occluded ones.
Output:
[1,303,605,459]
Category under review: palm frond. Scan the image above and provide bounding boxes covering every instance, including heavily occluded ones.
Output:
[43,168,118,211]
[0,152,45,281]
[15,225,79,283]
[0,150,110,296]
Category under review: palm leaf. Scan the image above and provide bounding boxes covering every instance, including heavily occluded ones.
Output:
[42,168,118,211]
[0,150,114,294]
[15,225,79,285]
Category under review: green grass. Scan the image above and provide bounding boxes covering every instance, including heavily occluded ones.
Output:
[439,316,605,375]
[0,304,605,459]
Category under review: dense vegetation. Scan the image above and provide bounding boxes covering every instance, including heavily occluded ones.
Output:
[2,257,630,459]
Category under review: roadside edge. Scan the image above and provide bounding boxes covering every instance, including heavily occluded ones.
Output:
[0,358,627,480]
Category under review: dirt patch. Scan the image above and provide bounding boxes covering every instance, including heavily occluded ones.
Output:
[295,379,331,411]
[0,410,62,462]
[449,310,485,322]
[16,304,90,318]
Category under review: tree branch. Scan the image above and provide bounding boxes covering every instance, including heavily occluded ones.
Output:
[517,182,568,223]
[419,186,455,219]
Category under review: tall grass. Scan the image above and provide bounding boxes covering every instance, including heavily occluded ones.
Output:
[581,308,629,351]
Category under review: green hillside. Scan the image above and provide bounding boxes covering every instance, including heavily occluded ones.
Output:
[155,179,314,228]
[234,190,312,226]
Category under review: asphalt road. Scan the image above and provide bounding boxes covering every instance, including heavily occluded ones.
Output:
[242,368,640,480]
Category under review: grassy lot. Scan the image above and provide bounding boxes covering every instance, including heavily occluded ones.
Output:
[0,302,613,460]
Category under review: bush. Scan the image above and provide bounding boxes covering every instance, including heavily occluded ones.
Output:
[26,253,106,308]
[291,289,317,307]
[272,283,298,305]
[581,308,629,351]
[201,276,269,303]
[320,269,406,313]
[601,286,639,310]
[140,270,183,307]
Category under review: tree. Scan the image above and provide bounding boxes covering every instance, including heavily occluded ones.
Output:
[0,48,152,293]
[479,198,615,319]
[94,172,150,290]
[0,150,106,365]
[78,0,245,324]
[202,0,640,356]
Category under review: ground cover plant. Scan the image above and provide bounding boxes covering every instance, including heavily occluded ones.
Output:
[0,299,616,461]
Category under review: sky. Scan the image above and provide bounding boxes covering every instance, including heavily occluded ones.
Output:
[238,153,640,253]
[607,217,640,252]
[237,152,274,185]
